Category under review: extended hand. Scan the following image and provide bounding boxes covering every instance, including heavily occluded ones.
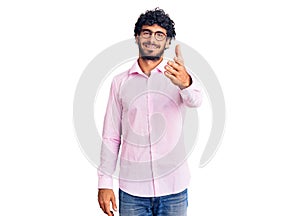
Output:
[98,189,117,216]
[164,44,191,89]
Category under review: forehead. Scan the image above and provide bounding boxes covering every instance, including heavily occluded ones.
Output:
[141,24,167,33]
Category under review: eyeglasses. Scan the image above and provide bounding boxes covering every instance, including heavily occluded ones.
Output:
[140,29,167,41]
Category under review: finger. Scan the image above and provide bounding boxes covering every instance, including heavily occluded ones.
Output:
[98,198,105,212]
[164,71,178,83]
[99,202,104,212]
[165,64,179,76]
[111,194,117,211]
[175,44,184,63]
[168,60,184,72]
[167,60,180,69]
[174,56,184,66]
[104,201,112,216]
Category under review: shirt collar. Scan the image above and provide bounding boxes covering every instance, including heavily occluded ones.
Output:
[128,59,167,75]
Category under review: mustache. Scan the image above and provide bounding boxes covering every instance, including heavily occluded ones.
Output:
[143,42,160,48]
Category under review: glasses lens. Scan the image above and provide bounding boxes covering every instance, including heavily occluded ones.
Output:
[155,32,165,41]
[141,30,151,39]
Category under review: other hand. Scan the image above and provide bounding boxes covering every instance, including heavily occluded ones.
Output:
[164,44,191,89]
[98,189,117,216]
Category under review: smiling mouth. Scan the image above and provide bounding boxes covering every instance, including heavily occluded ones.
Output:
[144,43,159,49]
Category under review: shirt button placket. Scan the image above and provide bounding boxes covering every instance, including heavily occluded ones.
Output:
[147,75,156,196]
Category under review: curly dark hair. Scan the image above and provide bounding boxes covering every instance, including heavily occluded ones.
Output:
[134,8,176,40]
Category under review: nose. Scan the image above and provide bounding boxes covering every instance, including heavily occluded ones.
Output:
[149,33,156,43]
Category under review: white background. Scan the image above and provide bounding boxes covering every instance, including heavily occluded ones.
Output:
[1,0,299,215]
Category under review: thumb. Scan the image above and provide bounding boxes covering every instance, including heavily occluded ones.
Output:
[175,44,183,60]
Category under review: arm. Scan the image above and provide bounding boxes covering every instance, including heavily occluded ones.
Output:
[97,78,122,215]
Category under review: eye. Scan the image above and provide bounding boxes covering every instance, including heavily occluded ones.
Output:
[141,30,151,37]
[156,32,164,38]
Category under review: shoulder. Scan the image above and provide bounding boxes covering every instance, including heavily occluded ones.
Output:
[109,69,131,91]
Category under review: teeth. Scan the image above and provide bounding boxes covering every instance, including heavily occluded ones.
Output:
[145,44,157,49]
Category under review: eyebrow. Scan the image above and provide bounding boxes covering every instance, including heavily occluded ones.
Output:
[141,29,166,34]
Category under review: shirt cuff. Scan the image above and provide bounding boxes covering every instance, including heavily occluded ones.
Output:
[98,174,113,189]
[179,74,202,107]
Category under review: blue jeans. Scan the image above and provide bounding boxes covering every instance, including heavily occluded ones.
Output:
[119,189,188,216]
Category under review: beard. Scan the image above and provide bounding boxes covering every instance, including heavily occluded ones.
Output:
[141,55,161,61]
[138,41,165,61]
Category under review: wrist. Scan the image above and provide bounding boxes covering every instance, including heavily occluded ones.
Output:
[180,75,192,89]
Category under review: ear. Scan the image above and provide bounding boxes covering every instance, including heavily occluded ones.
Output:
[165,38,171,49]
[135,36,139,44]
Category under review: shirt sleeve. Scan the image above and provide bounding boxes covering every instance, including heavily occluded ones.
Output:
[179,73,203,107]
[98,78,122,189]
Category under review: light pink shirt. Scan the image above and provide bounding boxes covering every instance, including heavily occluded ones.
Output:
[98,59,202,197]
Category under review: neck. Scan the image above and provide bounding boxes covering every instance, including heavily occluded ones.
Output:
[138,57,163,76]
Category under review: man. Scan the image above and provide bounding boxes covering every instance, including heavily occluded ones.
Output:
[98,8,202,216]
